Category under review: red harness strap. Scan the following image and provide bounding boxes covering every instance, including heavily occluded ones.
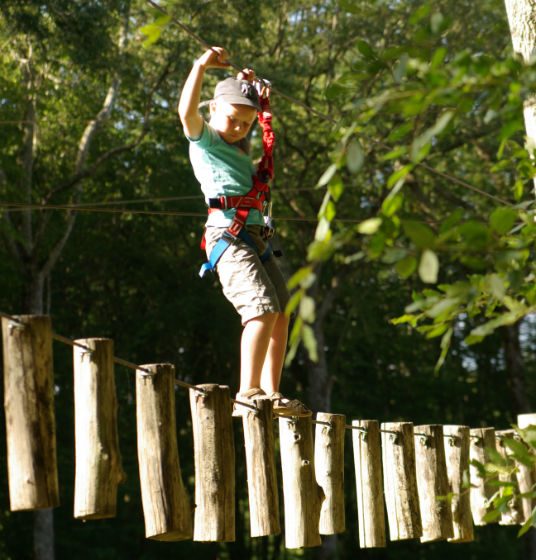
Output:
[200,91,275,252]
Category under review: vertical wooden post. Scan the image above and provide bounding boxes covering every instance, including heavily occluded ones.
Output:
[73,338,124,519]
[381,422,422,541]
[189,383,235,542]
[136,363,192,541]
[315,413,346,535]
[279,416,324,549]
[518,413,536,429]
[495,429,521,525]
[414,424,453,542]
[1,315,59,511]
[352,419,386,548]
[241,396,280,537]
[443,425,474,543]
[469,427,496,526]
[496,430,523,526]
[517,413,536,524]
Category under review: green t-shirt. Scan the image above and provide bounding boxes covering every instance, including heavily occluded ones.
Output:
[188,122,264,227]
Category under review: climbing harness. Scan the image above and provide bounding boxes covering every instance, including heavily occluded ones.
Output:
[199,80,277,278]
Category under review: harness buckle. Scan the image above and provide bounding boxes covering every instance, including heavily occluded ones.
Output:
[221,230,237,243]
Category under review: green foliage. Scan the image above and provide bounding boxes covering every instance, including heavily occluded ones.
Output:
[1,1,535,559]
[471,426,536,537]
[290,0,536,368]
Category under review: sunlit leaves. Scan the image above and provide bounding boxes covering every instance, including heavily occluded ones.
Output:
[346,138,365,173]
[402,220,436,249]
[410,111,454,162]
[285,266,318,364]
[140,14,171,48]
[395,255,417,278]
[489,207,518,234]
[357,217,381,235]
[418,249,439,283]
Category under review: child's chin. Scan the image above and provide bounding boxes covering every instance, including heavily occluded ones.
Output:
[221,134,241,144]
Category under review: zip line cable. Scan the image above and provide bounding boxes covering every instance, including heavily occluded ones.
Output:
[0,3,517,210]
[143,1,515,210]
[0,200,377,225]
[145,0,336,124]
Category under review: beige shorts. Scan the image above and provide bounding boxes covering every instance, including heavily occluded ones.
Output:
[204,226,290,324]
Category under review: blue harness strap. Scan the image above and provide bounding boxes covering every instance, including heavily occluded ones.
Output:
[199,229,272,278]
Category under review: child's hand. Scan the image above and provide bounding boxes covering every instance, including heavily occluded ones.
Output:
[237,68,255,82]
[197,47,230,70]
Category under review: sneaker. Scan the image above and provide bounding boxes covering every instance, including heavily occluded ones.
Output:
[232,387,266,417]
[269,392,312,418]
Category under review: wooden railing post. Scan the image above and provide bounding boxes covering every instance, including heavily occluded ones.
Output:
[189,384,235,542]
[240,396,280,537]
[495,430,523,526]
[414,424,453,542]
[1,315,59,511]
[136,363,192,541]
[315,413,346,535]
[381,422,422,541]
[469,427,496,525]
[279,416,324,549]
[73,338,124,519]
[352,419,386,548]
[443,425,473,542]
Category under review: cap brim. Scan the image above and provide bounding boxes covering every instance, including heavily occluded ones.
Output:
[215,94,261,111]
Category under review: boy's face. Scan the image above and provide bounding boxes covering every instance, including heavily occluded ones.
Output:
[209,100,257,144]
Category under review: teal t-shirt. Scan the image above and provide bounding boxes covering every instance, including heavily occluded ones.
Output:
[188,122,264,227]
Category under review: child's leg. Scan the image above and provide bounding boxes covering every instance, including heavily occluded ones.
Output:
[260,311,290,394]
[239,312,278,393]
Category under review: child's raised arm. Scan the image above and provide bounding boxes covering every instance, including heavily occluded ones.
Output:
[178,47,230,139]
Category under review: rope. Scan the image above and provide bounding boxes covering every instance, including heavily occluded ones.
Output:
[0,311,206,395]
[145,0,336,125]
[0,200,380,225]
[0,310,520,431]
[0,311,430,427]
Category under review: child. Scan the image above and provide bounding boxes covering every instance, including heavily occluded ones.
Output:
[178,46,310,417]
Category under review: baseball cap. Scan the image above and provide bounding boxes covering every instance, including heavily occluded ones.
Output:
[213,77,261,111]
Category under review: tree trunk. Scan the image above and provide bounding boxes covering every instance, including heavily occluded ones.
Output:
[503,4,536,552]
[504,0,536,196]
[502,323,530,414]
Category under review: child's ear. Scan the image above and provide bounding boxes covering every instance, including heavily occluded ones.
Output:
[209,100,217,114]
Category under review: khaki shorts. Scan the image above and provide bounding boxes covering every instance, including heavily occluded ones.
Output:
[204,226,290,324]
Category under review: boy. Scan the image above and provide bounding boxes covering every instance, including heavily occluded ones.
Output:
[178,46,310,417]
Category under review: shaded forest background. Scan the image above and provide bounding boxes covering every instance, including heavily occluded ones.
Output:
[0,0,534,559]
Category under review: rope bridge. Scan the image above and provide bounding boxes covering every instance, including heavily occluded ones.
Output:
[1,313,534,548]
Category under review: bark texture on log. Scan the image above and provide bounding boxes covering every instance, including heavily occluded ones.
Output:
[2,315,59,511]
[73,338,124,519]
[496,430,523,526]
[414,425,453,543]
[136,363,192,541]
[469,427,497,526]
[279,416,324,549]
[241,396,280,537]
[352,419,386,549]
[381,422,422,541]
[189,384,235,542]
[315,413,346,536]
[443,425,474,543]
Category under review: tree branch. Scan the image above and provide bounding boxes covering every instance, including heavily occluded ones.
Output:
[19,41,37,253]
